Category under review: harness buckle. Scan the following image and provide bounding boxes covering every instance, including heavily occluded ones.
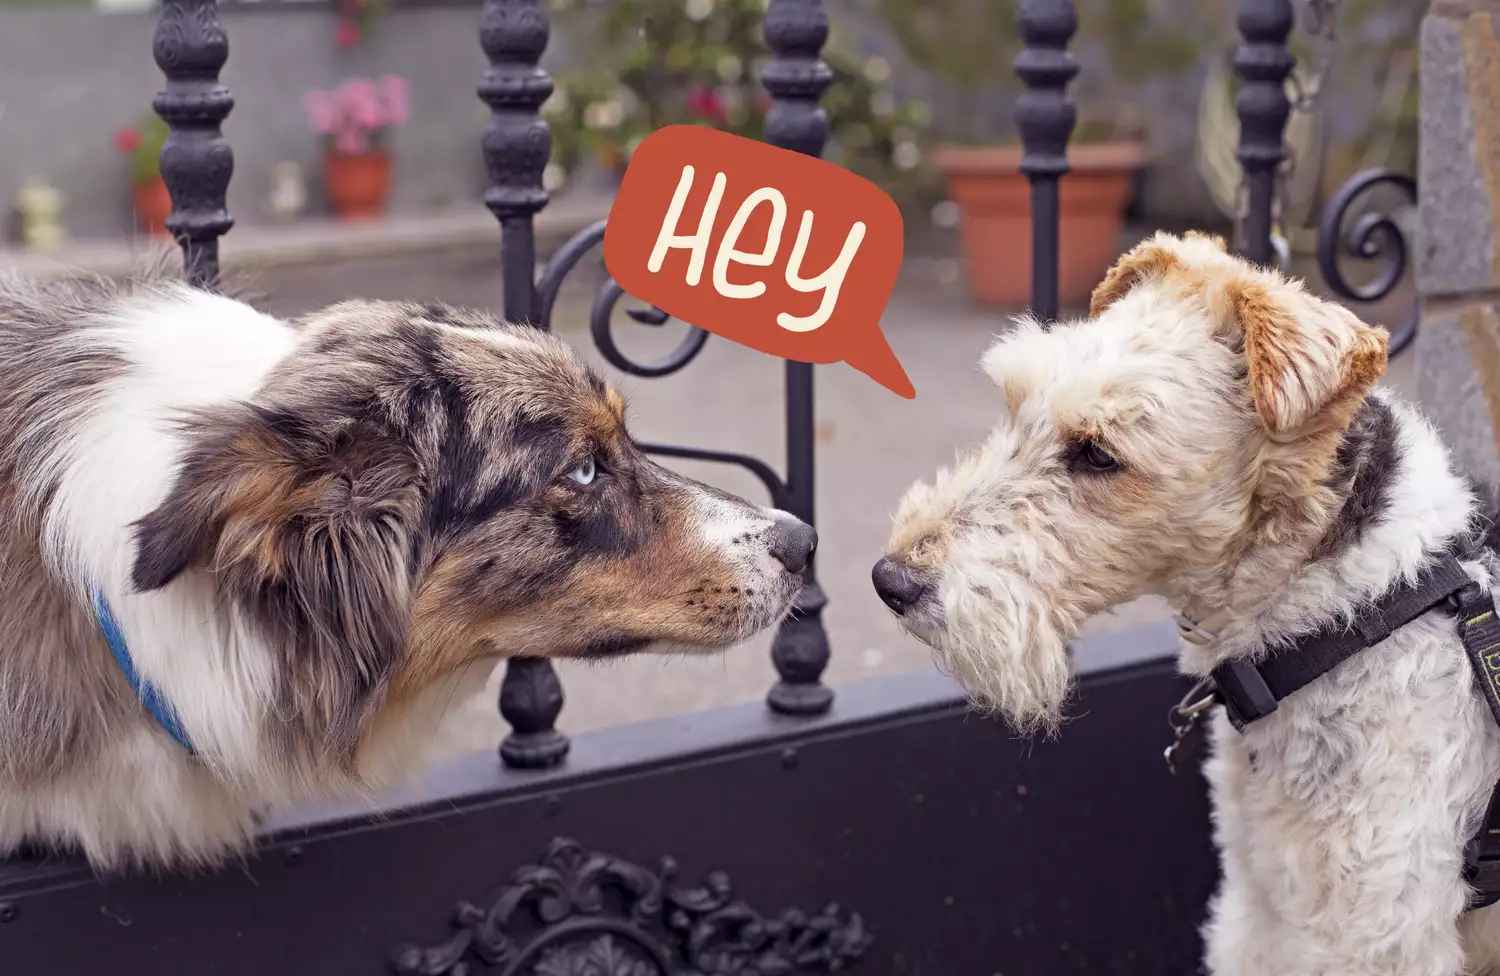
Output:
[1213,660,1279,732]
[1450,580,1492,618]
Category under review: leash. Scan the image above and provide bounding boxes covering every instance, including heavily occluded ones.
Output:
[1163,553,1500,909]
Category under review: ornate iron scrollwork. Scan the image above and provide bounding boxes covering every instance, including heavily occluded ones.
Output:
[390,838,873,976]
[532,936,663,976]
[1315,168,1418,357]
[534,220,711,379]
[532,225,790,510]
[527,0,837,718]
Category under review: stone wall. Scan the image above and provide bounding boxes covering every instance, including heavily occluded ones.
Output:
[1417,0,1500,485]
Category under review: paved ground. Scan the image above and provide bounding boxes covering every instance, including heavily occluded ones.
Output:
[237,230,1418,758]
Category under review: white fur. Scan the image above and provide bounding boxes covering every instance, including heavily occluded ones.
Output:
[0,287,317,866]
[40,286,293,783]
[688,494,808,640]
[1193,397,1500,976]
[881,232,1500,975]
[0,289,570,864]
[0,282,810,868]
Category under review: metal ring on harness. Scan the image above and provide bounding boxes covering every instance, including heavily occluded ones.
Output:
[1169,679,1218,730]
[1160,553,1500,910]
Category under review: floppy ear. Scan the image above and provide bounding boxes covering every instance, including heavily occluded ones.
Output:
[1089,231,1229,317]
[1226,277,1389,441]
[131,405,423,761]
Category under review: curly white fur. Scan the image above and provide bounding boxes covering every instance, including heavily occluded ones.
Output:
[881,232,1500,975]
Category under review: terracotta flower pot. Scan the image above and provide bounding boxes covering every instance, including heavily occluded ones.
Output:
[934,142,1144,309]
[323,149,391,220]
[131,175,173,239]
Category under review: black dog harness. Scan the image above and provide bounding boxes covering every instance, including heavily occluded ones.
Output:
[1164,553,1500,910]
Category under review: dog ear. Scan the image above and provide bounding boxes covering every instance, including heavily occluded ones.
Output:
[1226,277,1389,441]
[1089,232,1231,317]
[132,405,423,761]
[1089,238,1185,317]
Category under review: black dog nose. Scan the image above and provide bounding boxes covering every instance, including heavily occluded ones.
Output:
[872,556,927,615]
[766,518,817,575]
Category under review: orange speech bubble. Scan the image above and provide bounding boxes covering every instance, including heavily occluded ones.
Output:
[602,125,912,398]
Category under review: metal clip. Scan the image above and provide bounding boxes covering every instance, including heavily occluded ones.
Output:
[1269,218,1293,275]
[1164,677,1219,774]
[1270,231,1292,275]
[1173,613,1219,646]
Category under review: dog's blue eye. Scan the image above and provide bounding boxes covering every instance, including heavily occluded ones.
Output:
[568,457,597,486]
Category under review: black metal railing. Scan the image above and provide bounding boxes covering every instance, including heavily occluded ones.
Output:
[474,0,839,769]
[1014,0,1078,321]
[147,0,841,776]
[1010,0,1416,354]
[1232,0,1295,271]
[0,3,1417,970]
[144,0,1420,777]
[153,0,234,288]
[1235,0,1417,355]
[477,0,573,771]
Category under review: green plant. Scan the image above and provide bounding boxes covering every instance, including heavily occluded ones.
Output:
[871,0,1211,144]
[1312,0,1421,183]
[543,0,935,203]
[112,111,170,184]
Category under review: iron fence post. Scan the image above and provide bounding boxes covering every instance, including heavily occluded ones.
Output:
[479,0,569,769]
[153,0,234,289]
[1014,0,1078,323]
[761,0,834,716]
[1233,0,1295,268]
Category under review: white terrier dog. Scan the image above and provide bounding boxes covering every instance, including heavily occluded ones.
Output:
[875,230,1500,975]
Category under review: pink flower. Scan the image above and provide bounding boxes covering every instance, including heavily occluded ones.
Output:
[309,76,403,147]
[338,78,383,130]
[685,86,725,123]
[113,126,141,154]
[379,75,410,128]
[334,127,370,156]
[304,89,341,134]
[334,17,361,49]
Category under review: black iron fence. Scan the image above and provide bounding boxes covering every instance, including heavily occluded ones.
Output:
[1010,0,1417,352]
[147,0,1419,772]
[0,0,1416,973]
[477,0,839,768]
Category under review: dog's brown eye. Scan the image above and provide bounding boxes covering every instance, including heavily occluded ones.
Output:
[1070,439,1119,473]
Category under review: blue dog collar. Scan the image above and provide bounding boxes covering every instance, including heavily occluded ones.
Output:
[93,590,195,755]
